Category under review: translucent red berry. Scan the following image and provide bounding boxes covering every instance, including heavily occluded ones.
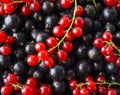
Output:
[26,77,38,88]
[0,31,7,43]
[104,0,117,7]
[38,50,49,60]
[93,38,104,48]
[6,73,18,84]
[69,79,78,89]
[87,81,96,92]
[34,42,46,52]
[44,56,55,67]
[0,45,11,56]
[72,27,83,37]
[4,3,14,14]
[73,17,84,28]
[102,32,112,41]
[27,54,39,66]
[57,49,68,61]
[1,85,13,95]
[30,2,41,12]
[60,0,72,9]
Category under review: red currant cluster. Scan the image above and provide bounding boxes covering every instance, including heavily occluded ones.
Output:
[70,75,120,95]
[26,0,84,68]
[0,30,14,56]
[0,0,42,16]
[93,31,120,67]
[104,0,120,11]
[1,73,52,95]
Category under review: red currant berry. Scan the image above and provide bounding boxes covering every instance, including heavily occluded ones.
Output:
[34,42,46,52]
[30,2,41,12]
[72,27,83,37]
[38,50,49,60]
[102,32,112,41]
[44,56,55,67]
[115,2,120,12]
[93,38,104,48]
[98,85,108,95]
[21,85,35,95]
[100,46,108,55]
[0,5,6,15]
[96,75,106,82]
[21,5,32,16]
[72,88,80,95]
[106,45,114,54]
[26,77,38,88]
[73,17,84,28]
[0,45,11,56]
[80,87,89,95]
[1,85,13,95]
[59,16,71,28]
[105,52,117,63]
[104,0,117,7]
[39,84,52,95]
[4,3,14,14]
[69,79,78,89]
[115,57,120,67]
[52,25,65,37]
[6,73,18,84]
[57,49,68,61]
[0,31,7,43]
[46,36,58,47]
[5,36,14,44]
[62,41,73,52]
[107,88,117,95]
[65,31,74,41]
[27,54,39,66]
[87,81,96,92]
[60,0,72,9]
[74,5,84,16]
[85,75,94,82]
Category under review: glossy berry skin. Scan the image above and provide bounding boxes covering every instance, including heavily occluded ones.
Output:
[72,27,83,37]
[74,5,84,16]
[27,54,39,66]
[96,75,106,82]
[46,36,58,47]
[1,85,13,95]
[105,52,117,63]
[57,49,68,61]
[5,36,14,44]
[72,88,80,95]
[34,42,46,52]
[87,81,96,92]
[62,41,73,52]
[30,2,41,12]
[69,79,78,89]
[0,31,7,43]
[73,17,84,28]
[1,0,11,3]
[59,16,71,28]
[26,77,38,88]
[115,57,120,67]
[85,75,94,82]
[0,45,11,56]
[107,88,117,95]
[4,3,14,14]
[21,85,35,95]
[38,50,49,60]
[44,56,54,67]
[100,45,108,55]
[6,73,18,84]
[39,84,52,95]
[21,6,32,16]
[104,0,117,7]
[98,85,108,95]
[102,32,112,41]
[52,25,65,37]
[60,0,72,8]
[80,87,89,95]
[93,38,104,48]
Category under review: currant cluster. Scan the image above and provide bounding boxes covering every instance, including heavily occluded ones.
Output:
[0,0,120,95]
[0,0,42,16]
[93,31,120,66]
[70,75,120,95]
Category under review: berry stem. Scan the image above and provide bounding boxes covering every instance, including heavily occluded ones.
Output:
[10,82,23,89]
[48,0,77,52]
[76,81,120,88]
[92,0,97,8]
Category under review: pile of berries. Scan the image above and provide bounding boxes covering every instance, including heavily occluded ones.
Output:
[0,0,120,95]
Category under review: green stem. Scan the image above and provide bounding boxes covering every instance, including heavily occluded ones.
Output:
[92,0,97,8]
[48,0,77,52]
